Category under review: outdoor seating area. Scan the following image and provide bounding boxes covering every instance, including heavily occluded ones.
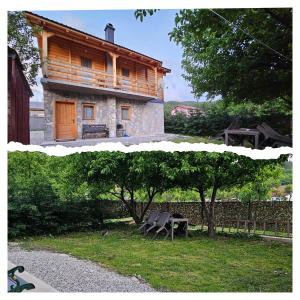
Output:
[223,121,292,149]
[139,211,188,241]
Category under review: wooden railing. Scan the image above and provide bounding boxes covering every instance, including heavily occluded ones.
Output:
[48,59,157,97]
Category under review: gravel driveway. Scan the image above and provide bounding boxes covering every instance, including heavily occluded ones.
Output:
[8,244,155,292]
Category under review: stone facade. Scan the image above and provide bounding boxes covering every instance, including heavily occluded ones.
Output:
[43,88,164,141]
[116,99,164,137]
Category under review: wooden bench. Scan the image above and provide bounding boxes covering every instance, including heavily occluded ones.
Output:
[82,124,109,139]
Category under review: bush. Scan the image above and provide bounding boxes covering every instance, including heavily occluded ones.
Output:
[8,152,110,238]
[8,197,108,238]
[165,100,291,137]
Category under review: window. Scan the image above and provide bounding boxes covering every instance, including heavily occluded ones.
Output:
[81,57,92,68]
[121,106,131,120]
[83,104,95,120]
[122,68,130,77]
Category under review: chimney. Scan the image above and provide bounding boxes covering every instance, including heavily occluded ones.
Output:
[104,23,115,43]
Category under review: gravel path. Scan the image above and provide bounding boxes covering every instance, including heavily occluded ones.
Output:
[8,244,155,292]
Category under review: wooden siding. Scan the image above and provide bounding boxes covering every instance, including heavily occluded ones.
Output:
[8,49,31,144]
[47,37,160,98]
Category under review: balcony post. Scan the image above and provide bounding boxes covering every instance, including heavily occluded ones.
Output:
[154,67,158,97]
[41,31,54,78]
[109,52,119,88]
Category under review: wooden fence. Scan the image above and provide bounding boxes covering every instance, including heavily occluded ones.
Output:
[196,219,292,237]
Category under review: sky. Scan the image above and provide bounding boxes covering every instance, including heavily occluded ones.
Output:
[31,9,199,103]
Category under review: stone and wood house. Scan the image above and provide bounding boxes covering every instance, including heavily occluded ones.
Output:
[25,12,170,141]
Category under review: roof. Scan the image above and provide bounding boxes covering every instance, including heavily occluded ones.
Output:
[30,101,44,110]
[25,11,171,73]
[8,46,33,97]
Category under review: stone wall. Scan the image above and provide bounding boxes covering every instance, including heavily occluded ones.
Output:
[100,200,292,226]
[43,89,108,140]
[43,89,164,141]
[116,99,164,136]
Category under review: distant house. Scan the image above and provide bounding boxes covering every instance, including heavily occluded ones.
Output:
[30,101,45,131]
[25,12,170,142]
[30,101,44,117]
[8,46,33,144]
[171,105,201,117]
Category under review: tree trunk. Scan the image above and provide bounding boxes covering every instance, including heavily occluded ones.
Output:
[207,183,218,238]
[207,213,215,238]
[140,190,156,221]
[247,199,251,235]
[119,188,142,225]
[199,186,208,227]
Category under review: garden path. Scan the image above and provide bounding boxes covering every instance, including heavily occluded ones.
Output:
[8,244,155,292]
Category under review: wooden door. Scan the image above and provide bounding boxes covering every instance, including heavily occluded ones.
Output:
[55,101,76,140]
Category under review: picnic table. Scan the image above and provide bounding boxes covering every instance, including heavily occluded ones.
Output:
[170,217,189,241]
[224,128,260,149]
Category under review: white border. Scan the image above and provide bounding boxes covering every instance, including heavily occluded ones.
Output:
[7,141,293,159]
[1,0,299,299]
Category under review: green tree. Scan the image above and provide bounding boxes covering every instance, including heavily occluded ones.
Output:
[88,151,175,225]
[8,11,41,86]
[136,9,292,111]
[237,165,283,202]
[164,152,284,238]
[8,151,59,236]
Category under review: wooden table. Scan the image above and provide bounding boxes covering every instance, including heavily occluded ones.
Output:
[224,128,261,149]
[170,218,189,241]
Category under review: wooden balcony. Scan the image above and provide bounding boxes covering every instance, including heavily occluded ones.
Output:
[47,59,157,98]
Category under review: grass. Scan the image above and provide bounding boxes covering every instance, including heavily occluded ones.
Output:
[18,223,292,292]
[171,135,224,144]
[191,224,292,238]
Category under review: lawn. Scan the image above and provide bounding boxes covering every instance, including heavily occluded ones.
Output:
[20,224,292,292]
[170,135,224,144]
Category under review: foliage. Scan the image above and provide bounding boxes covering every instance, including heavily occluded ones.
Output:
[136,9,292,116]
[8,151,290,238]
[232,165,283,202]
[87,151,176,224]
[165,152,284,237]
[165,99,292,137]
[134,9,159,22]
[8,11,41,86]
[168,9,292,109]
[21,227,292,292]
[8,152,107,237]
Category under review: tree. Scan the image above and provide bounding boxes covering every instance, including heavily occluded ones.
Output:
[8,11,41,86]
[135,9,159,22]
[8,151,59,236]
[136,9,292,110]
[236,164,283,202]
[49,152,106,202]
[87,151,175,225]
[164,151,285,238]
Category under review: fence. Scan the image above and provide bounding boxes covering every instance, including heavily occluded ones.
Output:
[100,200,293,238]
[197,219,292,238]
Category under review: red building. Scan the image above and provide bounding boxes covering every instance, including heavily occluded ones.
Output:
[8,47,33,144]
